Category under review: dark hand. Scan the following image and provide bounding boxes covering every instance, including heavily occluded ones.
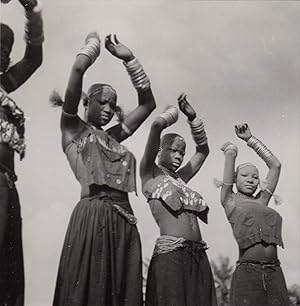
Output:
[178,92,196,121]
[18,0,38,10]
[105,34,134,62]
[235,123,252,142]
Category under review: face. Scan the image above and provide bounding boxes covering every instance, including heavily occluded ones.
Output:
[236,165,259,196]
[86,91,116,128]
[158,136,186,172]
[0,24,14,73]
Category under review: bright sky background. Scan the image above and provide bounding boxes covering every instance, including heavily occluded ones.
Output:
[2,1,300,305]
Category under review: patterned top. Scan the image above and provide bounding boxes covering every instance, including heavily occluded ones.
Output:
[64,125,136,196]
[0,86,26,159]
[142,166,209,223]
[227,192,284,249]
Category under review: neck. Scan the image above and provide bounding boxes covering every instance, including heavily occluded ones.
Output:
[237,191,255,199]
[86,121,103,130]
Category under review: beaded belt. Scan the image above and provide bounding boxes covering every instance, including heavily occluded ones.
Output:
[153,235,208,257]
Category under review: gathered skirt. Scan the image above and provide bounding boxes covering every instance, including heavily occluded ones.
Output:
[53,186,143,306]
[230,260,290,306]
[146,239,217,306]
[0,169,24,306]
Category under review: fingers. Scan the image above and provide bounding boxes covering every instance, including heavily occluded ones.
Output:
[220,142,238,154]
[177,92,187,103]
[220,141,233,151]
[105,34,114,50]
[114,34,120,44]
[86,32,100,43]
[235,123,248,133]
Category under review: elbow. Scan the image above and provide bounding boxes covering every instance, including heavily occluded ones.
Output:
[151,118,165,130]
[273,160,281,170]
[149,99,156,113]
[269,155,281,170]
[197,143,210,157]
[72,60,86,75]
[139,89,156,113]
[34,52,43,69]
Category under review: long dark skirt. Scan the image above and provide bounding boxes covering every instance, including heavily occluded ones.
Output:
[146,242,217,306]
[230,260,290,306]
[0,171,24,306]
[53,187,143,306]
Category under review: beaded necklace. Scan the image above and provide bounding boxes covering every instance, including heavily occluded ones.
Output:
[159,165,187,191]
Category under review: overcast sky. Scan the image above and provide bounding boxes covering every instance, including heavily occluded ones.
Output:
[2,1,300,305]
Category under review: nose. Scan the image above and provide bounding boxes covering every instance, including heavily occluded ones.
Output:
[102,103,113,115]
[174,152,183,162]
[246,177,254,184]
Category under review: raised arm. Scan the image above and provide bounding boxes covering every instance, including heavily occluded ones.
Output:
[236,123,281,205]
[60,32,100,138]
[176,93,209,183]
[220,142,238,214]
[140,106,178,181]
[105,35,156,142]
[0,0,43,93]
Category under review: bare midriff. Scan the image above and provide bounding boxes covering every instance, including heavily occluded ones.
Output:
[239,242,278,262]
[149,198,202,242]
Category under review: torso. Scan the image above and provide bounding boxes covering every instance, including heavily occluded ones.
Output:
[149,198,202,241]
[239,242,278,262]
[227,192,282,262]
[63,123,136,197]
[143,166,207,242]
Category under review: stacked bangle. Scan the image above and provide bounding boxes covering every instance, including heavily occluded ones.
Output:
[188,116,207,146]
[124,58,150,93]
[77,36,100,64]
[247,136,273,163]
[159,106,178,127]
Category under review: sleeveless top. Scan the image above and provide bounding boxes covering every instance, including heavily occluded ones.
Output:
[227,192,284,249]
[64,125,136,197]
[0,85,26,160]
[142,166,209,223]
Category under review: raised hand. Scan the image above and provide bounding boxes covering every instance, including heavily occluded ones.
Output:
[77,32,100,66]
[178,93,196,121]
[158,105,179,128]
[105,34,134,62]
[18,0,38,10]
[235,123,252,142]
[220,141,238,156]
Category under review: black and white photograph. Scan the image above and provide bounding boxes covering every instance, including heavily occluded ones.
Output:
[1,1,299,305]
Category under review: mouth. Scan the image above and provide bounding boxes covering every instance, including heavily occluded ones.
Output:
[100,115,110,121]
[172,162,180,168]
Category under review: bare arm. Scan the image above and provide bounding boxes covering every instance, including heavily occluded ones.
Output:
[140,106,178,181]
[220,142,238,215]
[140,117,166,181]
[105,35,156,142]
[236,124,281,205]
[1,0,43,93]
[176,93,209,183]
[60,33,100,145]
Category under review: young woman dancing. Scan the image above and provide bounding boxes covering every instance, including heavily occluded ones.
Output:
[140,94,217,306]
[50,32,156,306]
[0,0,44,304]
[219,123,289,306]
